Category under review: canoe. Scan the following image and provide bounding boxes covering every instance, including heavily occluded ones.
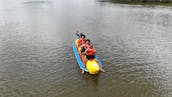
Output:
[72,38,103,74]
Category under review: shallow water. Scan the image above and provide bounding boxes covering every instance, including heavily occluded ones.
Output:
[0,0,172,97]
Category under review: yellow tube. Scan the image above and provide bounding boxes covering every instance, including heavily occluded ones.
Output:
[76,39,82,53]
[75,39,79,48]
[86,60,100,74]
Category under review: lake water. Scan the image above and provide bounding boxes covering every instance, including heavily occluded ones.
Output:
[0,0,172,97]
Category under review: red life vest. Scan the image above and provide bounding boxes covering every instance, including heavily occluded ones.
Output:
[78,38,85,45]
[86,47,95,56]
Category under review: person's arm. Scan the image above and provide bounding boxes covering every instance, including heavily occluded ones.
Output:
[76,30,80,37]
[80,44,85,48]
[85,49,88,55]
[78,42,82,46]
[94,47,96,53]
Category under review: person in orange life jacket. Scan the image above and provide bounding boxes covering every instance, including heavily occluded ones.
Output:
[80,39,91,54]
[82,43,96,66]
[80,39,91,74]
[77,34,86,47]
[79,39,91,66]
[85,44,105,73]
[85,44,96,60]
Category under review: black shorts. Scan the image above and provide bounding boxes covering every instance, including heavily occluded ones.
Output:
[86,55,95,60]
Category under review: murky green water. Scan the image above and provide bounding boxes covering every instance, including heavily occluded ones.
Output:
[0,0,172,97]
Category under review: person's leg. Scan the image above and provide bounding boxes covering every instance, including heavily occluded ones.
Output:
[81,69,84,74]
[83,55,87,65]
[81,55,87,74]
[94,55,105,72]
[99,66,105,72]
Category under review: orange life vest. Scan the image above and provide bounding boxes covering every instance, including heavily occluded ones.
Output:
[86,47,95,56]
[78,38,85,45]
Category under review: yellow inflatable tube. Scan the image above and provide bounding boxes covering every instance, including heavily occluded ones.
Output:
[86,60,99,74]
[75,39,100,74]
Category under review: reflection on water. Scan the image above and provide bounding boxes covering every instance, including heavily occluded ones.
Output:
[0,0,172,97]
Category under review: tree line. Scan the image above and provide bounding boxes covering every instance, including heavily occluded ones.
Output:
[99,0,172,3]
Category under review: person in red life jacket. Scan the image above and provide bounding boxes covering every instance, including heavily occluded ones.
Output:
[85,45,96,60]
[77,34,86,47]
[80,39,92,74]
[80,39,91,54]
[85,44,105,73]
[81,44,105,74]
[80,39,91,65]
